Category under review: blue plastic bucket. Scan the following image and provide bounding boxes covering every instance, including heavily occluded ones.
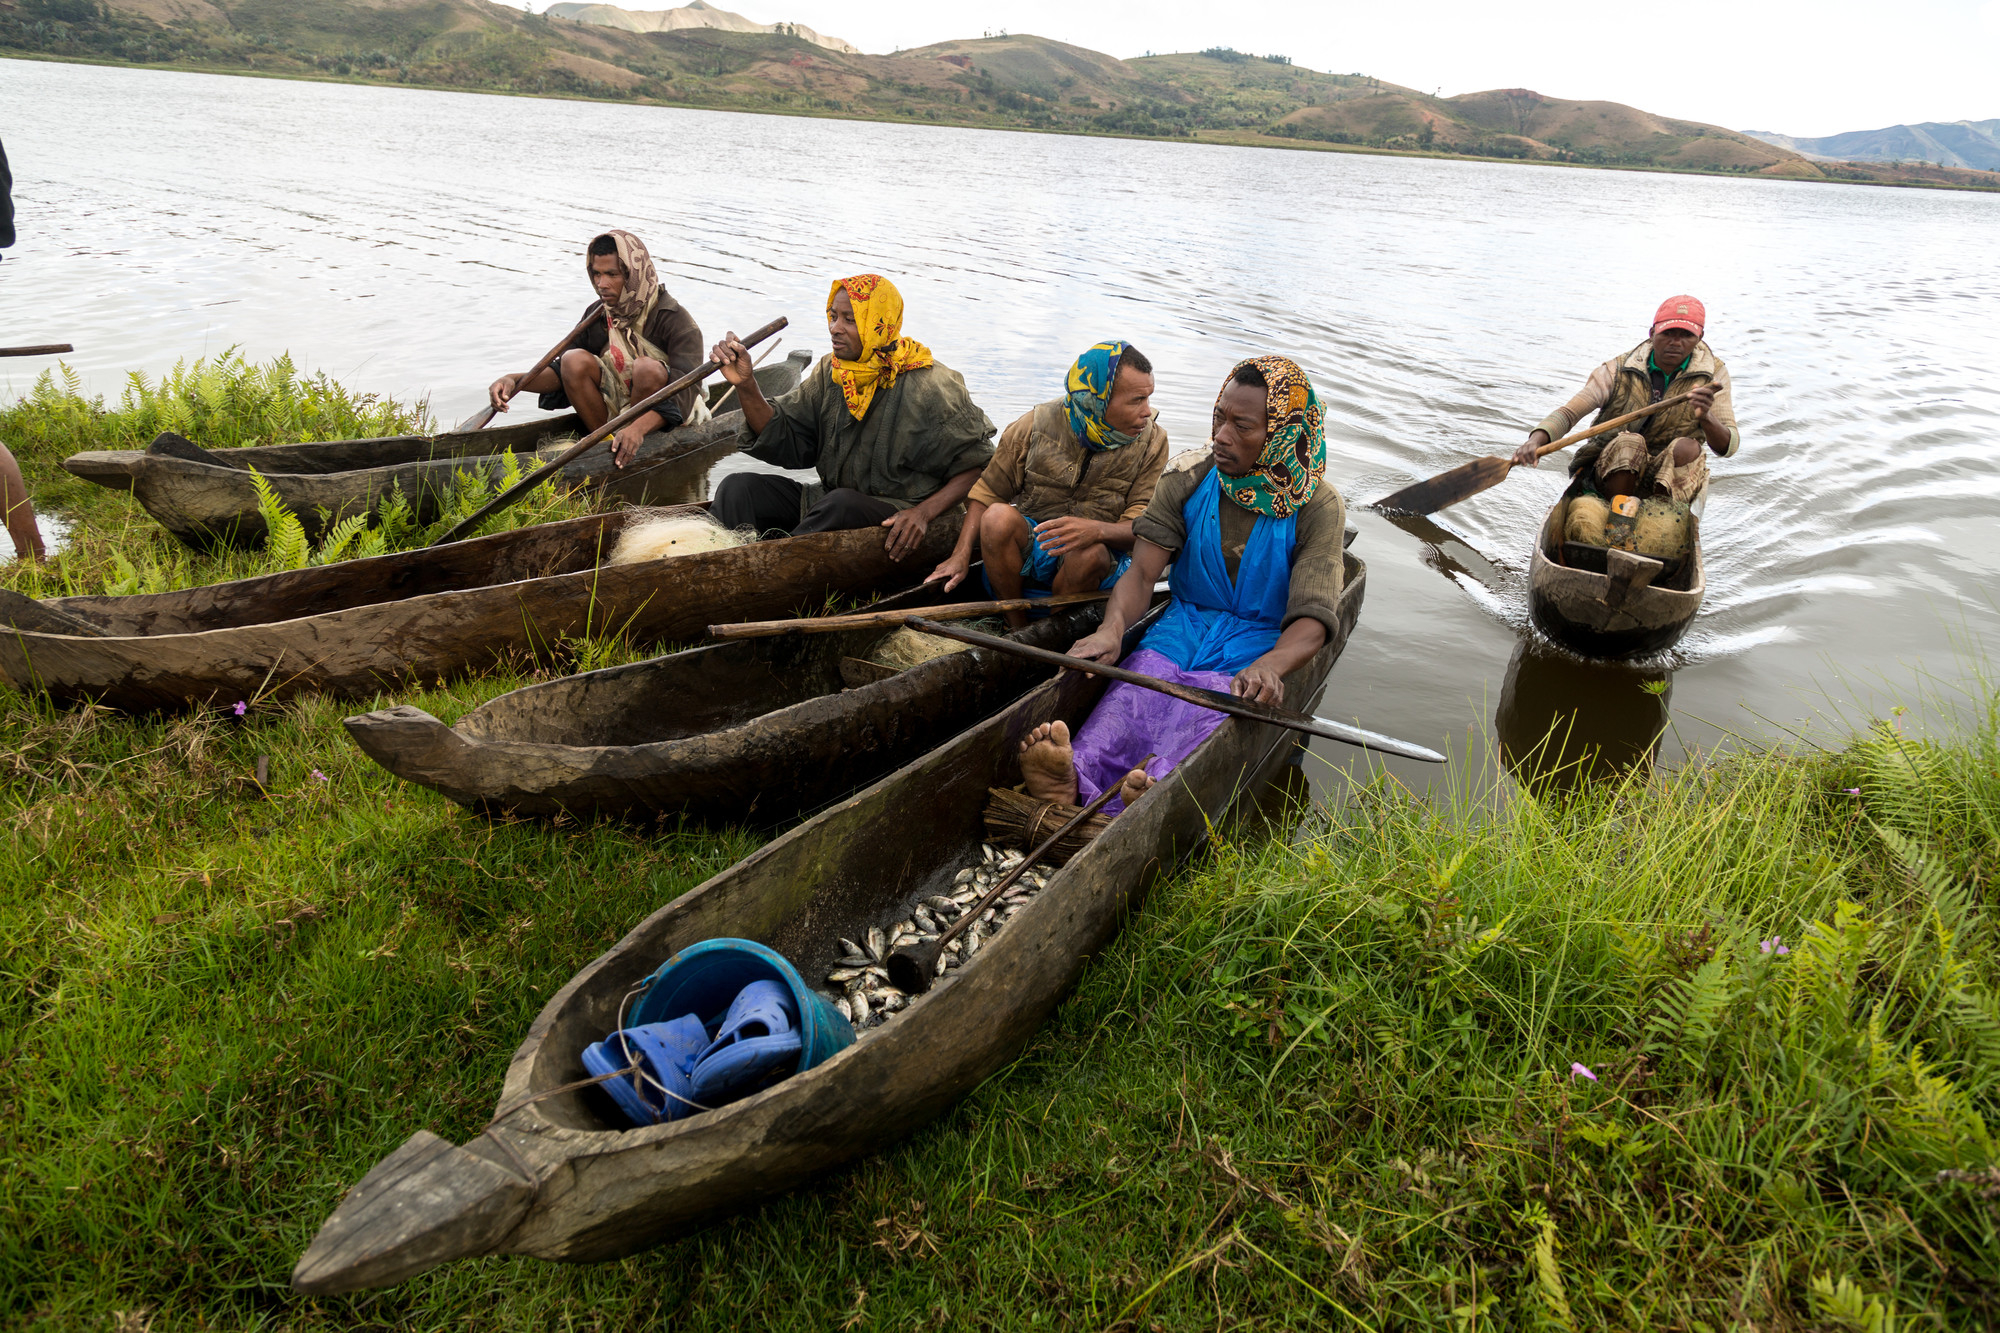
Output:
[629,938,854,1077]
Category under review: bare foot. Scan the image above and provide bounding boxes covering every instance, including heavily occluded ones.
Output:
[1019,720,1078,805]
[1117,766,1154,808]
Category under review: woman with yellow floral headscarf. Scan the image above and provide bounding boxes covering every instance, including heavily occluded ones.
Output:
[1016,355,1349,816]
[708,274,997,560]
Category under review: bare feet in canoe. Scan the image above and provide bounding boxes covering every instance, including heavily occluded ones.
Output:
[1020,720,1078,805]
[1117,766,1154,807]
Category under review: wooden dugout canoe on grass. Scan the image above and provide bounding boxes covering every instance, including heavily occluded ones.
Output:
[344,592,1141,826]
[290,551,1366,1295]
[63,353,811,550]
[0,511,961,712]
[1527,485,1706,660]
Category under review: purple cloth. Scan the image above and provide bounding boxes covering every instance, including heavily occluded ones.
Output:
[1072,648,1235,814]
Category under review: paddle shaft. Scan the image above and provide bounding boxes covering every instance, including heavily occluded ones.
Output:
[709,592,1109,640]
[454,303,605,433]
[0,344,73,358]
[602,339,786,489]
[904,617,1446,763]
[883,768,1140,994]
[1370,387,1704,516]
[1529,387,1701,460]
[429,316,786,546]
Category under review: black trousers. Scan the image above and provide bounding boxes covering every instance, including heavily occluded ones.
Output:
[711,473,899,539]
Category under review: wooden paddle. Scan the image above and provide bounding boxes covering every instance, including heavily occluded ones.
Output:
[708,592,1110,640]
[428,316,786,547]
[1370,388,1702,516]
[453,303,605,433]
[903,617,1446,763]
[0,344,73,358]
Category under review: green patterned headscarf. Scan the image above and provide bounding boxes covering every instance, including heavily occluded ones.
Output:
[1213,356,1325,519]
[1063,341,1138,452]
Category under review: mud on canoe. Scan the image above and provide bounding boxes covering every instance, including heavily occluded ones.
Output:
[290,552,1365,1294]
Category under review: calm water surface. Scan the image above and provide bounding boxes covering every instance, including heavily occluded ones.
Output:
[4,60,1998,791]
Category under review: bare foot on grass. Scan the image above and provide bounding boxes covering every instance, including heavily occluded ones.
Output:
[1117,766,1154,808]
[1019,720,1078,805]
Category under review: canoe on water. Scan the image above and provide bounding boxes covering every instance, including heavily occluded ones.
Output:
[65,352,812,550]
[345,590,1146,825]
[289,549,1366,1294]
[1527,485,1706,660]
[60,351,812,492]
[0,512,961,712]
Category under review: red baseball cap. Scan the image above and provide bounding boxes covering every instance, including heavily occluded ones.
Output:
[1651,295,1705,336]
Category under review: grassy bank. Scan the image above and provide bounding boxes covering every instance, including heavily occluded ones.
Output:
[2,366,1996,1328]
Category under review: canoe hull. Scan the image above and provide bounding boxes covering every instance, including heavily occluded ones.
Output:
[343,597,1117,824]
[0,518,961,711]
[292,555,1365,1289]
[1526,491,1705,659]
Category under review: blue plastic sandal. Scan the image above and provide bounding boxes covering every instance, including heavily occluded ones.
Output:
[581,1013,710,1127]
[688,979,802,1105]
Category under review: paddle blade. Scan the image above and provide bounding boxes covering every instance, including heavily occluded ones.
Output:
[454,404,499,433]
[1370,455,1513,517]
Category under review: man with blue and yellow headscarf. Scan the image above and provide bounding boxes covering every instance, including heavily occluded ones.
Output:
[928,342,1170,628]
[708,274,996,561]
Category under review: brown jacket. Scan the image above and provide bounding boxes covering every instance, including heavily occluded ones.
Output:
[1534,339,1740,458]
[540,295,705,425]
[968,398,1168,524]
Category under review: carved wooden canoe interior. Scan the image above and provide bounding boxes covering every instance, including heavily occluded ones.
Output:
[59,350,812,492]
[0,513,962,711]
[345,593,1128,825]
[1527,489,1705,659]
[291,552,1366,1295]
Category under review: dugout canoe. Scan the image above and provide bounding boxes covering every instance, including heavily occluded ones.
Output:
[1527,486,1706,659]
[0,512,961,712]
[345,590,1143,825]
[290,549,1366,1294]
[60,351,812,493]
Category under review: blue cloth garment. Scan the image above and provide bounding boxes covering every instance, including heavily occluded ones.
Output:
[982,513,1133,597]
[1138,468,1297,675]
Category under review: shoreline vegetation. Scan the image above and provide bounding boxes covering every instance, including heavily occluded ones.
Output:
[5,12,1998,194]
[3,363,1997,1326]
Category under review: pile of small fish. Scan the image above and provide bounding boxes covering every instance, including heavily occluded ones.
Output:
[823,843,1052,1030]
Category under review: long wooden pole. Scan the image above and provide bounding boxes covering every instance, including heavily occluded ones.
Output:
[0,344,74,358]
[708,592,1109,640]
[453,303,604,433]
[904,618,1445,762]
[428,316,786,547]
[1370,388,1702,516]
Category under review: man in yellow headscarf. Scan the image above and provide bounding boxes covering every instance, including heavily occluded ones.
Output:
[709,274,996,559]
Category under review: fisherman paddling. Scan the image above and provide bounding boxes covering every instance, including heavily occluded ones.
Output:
[1512,295,1740,502]
[707,274,996,560]
[928,342,1168,627]
[486,231,706,467]
[1019,356,1347,812]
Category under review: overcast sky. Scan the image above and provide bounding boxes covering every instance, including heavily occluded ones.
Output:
[700,0,2000,139]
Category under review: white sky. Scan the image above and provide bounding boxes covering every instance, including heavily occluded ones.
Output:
[680,0,2000,139]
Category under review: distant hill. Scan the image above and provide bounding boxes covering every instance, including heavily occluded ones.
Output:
[5,4,1996,192]
[1745,120,2000,171]
[543,1,857,55]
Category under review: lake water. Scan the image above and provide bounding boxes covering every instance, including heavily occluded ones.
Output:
[4,59,1998,790]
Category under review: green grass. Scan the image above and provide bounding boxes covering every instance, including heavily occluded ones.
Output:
[1,363,1994,1328]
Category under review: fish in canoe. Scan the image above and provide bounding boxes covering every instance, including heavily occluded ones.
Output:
[344,591,1151,825]
[289,550,1364,1294]
[59,351,811,493]
[0,509,961,712]
[1527,482,1706,659]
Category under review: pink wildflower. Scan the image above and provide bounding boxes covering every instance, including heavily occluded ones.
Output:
[232,700,248,717]
[311,770,328,782]
[1760,936,1790,956]
[1570,1062,1597,1081]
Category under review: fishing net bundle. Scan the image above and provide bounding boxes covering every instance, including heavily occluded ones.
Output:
[982,787,1110,866]
[1563,495,1691,562]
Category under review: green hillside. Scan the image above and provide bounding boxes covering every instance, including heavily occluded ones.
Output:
[4,1,1997,189]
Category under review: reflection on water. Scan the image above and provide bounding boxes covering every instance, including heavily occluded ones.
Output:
[1495,637,1672,791]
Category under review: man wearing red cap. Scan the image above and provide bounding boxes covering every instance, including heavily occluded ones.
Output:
[1512,295,1739,503]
